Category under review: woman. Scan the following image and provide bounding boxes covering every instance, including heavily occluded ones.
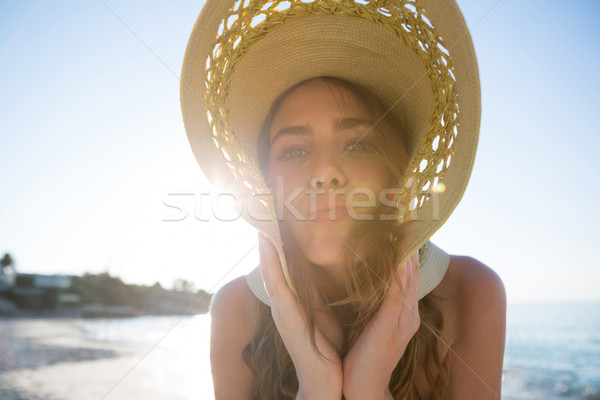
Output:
[180,1,506,399]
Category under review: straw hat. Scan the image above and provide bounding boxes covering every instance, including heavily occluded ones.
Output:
[180,0,480,300]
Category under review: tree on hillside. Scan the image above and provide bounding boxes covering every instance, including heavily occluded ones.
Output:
[0,253,16,290]
[172,278,195,293]
[1,253,14,271]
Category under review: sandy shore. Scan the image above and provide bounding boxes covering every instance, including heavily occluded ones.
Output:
[0,317,213,400]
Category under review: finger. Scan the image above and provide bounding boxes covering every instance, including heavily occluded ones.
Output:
[411,248,420,268]
[403,262,418,314]
[378,250,421,325]
[258,235,271,292]
[397,253,421,335]
[387,249,417,306]
[372,265,407,332]
[259,233,300,312]
[405,251,419,307]
[259,234,285,295]
[409,255,420,315]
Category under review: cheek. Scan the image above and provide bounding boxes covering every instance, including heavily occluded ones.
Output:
[268,154,317,186]
[267,169,308,196]
[347,160,394,193]
[267,164,312,218]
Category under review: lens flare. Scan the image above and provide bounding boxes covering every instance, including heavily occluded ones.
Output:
[432,182,446,194]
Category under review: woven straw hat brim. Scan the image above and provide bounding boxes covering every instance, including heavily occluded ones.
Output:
[181,0,480,298]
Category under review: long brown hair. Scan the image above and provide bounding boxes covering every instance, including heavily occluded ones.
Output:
[244,77,450,399]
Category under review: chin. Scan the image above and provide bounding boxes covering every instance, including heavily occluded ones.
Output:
[284,218,352,269]
[303,241,344,270]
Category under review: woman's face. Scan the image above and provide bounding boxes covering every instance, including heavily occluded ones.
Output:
[266,79,396,274]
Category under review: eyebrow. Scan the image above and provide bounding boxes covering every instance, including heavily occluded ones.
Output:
[270,117,376,145]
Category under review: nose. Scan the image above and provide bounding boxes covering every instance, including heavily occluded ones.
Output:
[309,152,346,190]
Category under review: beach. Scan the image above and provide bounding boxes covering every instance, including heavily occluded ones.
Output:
[0,315,214,400]
[1,302,599,399]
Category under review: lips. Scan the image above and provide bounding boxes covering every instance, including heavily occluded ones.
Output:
[314,197,347,212]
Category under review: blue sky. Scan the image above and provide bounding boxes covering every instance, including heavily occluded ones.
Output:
[0,0,598,303]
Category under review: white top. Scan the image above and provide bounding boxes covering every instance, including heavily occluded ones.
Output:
[245,240,451,306]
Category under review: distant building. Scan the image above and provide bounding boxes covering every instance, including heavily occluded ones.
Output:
[16,273,72,289]
[11,273,78,309]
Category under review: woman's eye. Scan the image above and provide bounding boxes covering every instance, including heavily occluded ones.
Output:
[279,147,308,160]
[345,139,370,153]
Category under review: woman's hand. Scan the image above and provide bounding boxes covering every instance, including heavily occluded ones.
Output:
[259,233,343,400]
[342,250,421,400]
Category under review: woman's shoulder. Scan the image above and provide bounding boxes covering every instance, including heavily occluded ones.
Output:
[430,254,506,343]
[210,275,261,330]
[446,255,505,308]
[430,255,506,396]
[209,276,261,397]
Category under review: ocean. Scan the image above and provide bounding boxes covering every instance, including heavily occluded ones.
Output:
[1,302,599,399]
[502,302,600,399]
